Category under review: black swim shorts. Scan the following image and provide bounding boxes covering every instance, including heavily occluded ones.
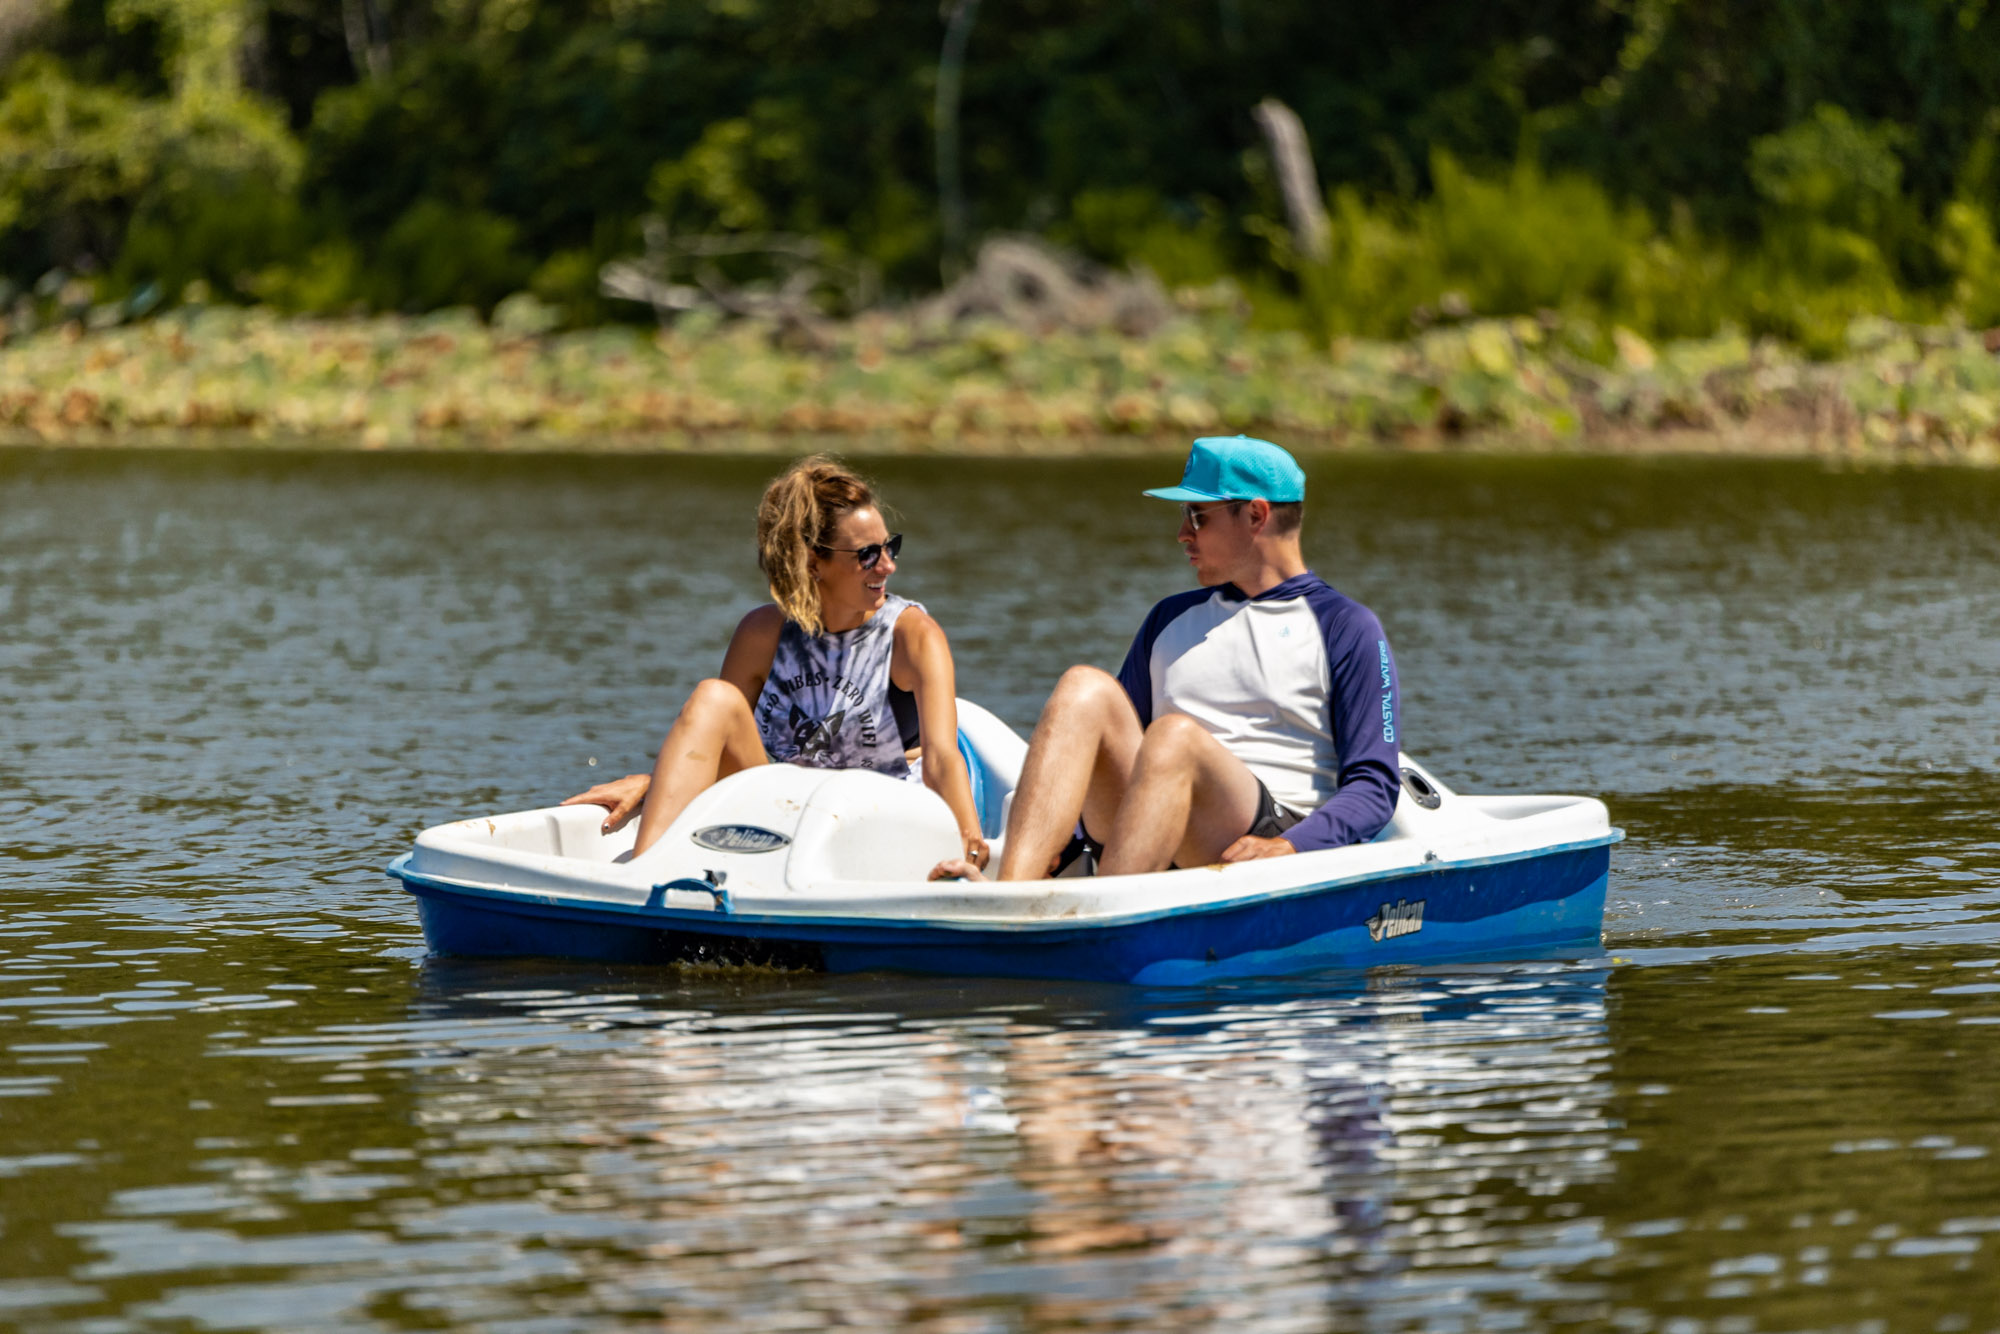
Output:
[1247,778,1304,841]
[1057,779,1301,877]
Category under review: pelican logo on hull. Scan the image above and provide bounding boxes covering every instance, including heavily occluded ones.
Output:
[1365,898,1425,942]
[691,825,791,854]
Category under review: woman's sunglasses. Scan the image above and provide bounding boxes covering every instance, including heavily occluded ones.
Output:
[817,532,903,570]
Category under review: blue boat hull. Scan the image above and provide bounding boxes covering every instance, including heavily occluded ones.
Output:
[396,841,1611,984]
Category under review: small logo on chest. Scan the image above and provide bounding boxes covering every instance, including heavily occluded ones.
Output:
[788,704,848,760]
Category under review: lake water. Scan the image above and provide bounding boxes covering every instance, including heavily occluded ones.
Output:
[2,446,1997,1333]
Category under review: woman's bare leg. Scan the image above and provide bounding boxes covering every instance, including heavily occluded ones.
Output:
[631,679,766,856]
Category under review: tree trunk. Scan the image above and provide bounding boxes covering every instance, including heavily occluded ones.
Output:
[341,0,391,79]
[1252,98,1330,265]
[935,0,981,284]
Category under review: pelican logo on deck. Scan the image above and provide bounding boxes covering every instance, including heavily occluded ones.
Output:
[691,824,791,854]
[1365,898,1425,942]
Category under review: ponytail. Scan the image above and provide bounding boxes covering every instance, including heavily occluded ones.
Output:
[756,454,876,636]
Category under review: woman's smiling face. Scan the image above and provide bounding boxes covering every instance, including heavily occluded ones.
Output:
[809,505,896,628]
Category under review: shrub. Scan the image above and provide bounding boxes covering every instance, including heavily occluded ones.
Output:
[365,199,532,314]
[1737,105,1915,352]
[0,53,300,284]
[244,240,364,314]
[1064,187,1236,288]
[529,248,612,329]
[115,185,308,304]
[1294,151,1728,342]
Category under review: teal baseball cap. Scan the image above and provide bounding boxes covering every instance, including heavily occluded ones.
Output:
[1143,435,1306,503]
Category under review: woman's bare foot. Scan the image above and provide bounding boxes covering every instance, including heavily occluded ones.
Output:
[929,857,988,882]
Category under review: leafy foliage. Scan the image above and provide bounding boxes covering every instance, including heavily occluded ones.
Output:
[5,0,2000,343]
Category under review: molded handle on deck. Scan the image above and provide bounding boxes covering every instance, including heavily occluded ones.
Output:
[652,875,732,913]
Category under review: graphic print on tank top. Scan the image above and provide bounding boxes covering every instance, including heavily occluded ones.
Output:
[754,594,918,778]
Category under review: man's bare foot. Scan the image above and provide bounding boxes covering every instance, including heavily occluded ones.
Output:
[929,857,988,882]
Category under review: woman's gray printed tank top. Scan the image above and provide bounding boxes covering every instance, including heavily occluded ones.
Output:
[754,594,920,779]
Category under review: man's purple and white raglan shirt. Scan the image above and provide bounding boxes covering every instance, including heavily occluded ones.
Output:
[1114,571,1402,852]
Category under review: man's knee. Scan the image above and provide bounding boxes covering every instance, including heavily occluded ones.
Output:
[1045,664,1128,721]
[1052,663,1118,699]
[1135,712,1210,769]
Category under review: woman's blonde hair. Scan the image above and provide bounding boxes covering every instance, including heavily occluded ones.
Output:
[756,454,877,635]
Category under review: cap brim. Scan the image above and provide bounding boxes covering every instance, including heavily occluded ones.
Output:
[1142,485,1229,501]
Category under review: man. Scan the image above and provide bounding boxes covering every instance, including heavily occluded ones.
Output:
[934,435,1402,881]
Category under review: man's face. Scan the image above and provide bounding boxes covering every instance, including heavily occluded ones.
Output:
[1177,499,1259,585]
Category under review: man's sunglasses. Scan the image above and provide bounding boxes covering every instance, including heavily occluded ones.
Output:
[1180,500,1244,532]
[817,532,903,569]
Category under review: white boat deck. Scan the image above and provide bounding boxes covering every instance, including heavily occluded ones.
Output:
[400,745,1619,929]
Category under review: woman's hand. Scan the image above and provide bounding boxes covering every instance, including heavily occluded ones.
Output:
[560,773,651,834]
[895,611,991,872]
[931,836,989,882]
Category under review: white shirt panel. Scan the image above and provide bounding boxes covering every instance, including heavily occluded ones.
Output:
[1148,591,1337,814]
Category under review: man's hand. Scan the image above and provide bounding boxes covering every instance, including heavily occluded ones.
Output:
[560,773,651,834]
[929,856,988,882]
[1220,834,1297,863]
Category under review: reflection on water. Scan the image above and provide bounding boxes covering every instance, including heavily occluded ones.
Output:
[50,964,1618,1332]
[2,448,1999,1331]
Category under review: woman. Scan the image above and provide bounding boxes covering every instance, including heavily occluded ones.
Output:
[564,455,990,870]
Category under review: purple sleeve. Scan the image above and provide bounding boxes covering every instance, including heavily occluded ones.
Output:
[1282,602,1403,853]
[1115,624,1153,727]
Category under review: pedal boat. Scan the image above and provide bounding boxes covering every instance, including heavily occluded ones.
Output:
[387,702,1623,985]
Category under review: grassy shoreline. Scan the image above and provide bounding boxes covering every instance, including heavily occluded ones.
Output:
[3,306,1998,462]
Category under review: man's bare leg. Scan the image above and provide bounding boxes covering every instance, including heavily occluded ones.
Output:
[629,678,767,856]
[933,666,1144,881]
[996,666,1146,879]
[1097,713,1266,875]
